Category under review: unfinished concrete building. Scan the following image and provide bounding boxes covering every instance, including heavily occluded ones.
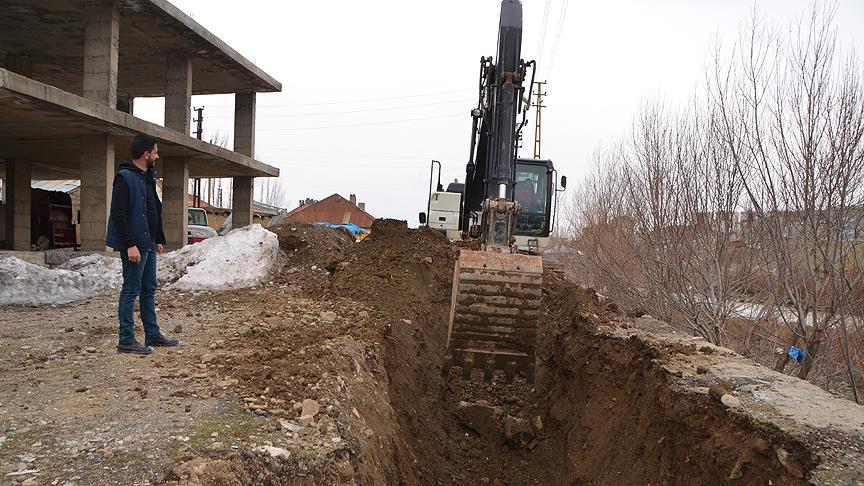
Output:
[0,0,281,251]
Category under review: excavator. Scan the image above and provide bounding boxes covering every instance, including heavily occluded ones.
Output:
[421,0,565,383]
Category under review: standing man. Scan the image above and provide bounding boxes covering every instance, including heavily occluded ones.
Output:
[107,134,179,354]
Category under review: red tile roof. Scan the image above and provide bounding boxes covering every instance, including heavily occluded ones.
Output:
[282,194,374,228]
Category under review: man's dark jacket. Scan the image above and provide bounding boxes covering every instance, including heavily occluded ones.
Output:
[106,161,167,251]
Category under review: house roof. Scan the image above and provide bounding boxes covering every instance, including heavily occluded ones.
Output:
[279,193,374,228]
[31,180,80,193]
[253,200,283,216]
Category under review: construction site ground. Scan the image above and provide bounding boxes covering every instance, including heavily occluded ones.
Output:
[0,220,862,485]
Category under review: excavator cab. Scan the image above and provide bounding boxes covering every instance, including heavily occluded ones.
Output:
[513,158,555,252]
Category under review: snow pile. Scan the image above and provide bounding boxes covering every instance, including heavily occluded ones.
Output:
[0,224,280,305]
[158,224,280,292]
[0,254,122,305]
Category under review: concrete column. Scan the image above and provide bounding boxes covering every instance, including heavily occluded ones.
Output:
[161,158,188,250]
[83,1,119,107]
[232,176,253,229]
[80,135,114,251]
[4,160,32,250]
[232,92,256,229]
[234,92,256,157]
[164,53,192,133]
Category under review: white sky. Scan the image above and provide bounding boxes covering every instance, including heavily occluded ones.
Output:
[135,0,864,225]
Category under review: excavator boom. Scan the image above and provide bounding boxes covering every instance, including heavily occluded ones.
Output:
[443,0,543,383]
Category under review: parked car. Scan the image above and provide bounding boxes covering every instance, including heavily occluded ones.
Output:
[188,207,217,244]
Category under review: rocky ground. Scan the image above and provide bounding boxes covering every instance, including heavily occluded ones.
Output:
[0,283,376,485]
[0,220,862,485]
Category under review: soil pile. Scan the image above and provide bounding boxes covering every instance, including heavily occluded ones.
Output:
[269,223,355,292]
[329,219,457,317]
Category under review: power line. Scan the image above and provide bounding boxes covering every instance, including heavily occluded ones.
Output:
[254,159,435,170]
[282,176,430,193]
[274,88,475,107]
[201,88,476,110]
[203,99,474,118]
[261,146,465,161]
[256,112,465,131]
[195,134,466,161]
[536,0,552,67]
[546,0,569,80]
[194,125,468,162]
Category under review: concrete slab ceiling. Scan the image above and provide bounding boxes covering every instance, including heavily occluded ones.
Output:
[0,0,281,97]
[0,68,279,179]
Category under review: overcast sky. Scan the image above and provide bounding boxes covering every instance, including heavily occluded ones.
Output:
[135,0,864,225]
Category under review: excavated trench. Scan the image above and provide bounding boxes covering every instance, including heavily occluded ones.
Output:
[174,221,816,485]
[374,279,809,485]
[333,220,812,485]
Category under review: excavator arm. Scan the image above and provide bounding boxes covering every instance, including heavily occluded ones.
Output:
[444,0,543,383]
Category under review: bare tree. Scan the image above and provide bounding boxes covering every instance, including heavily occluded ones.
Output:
[570,98,755,346]
[632,102,752,345]
[570,4,864,401]
[255,177,288,208]
[206,131,231,207]
[709,4,864,389]
[568,144,643,308]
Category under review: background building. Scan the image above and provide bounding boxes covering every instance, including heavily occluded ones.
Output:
[276,194,374,229]
[0,0,281,251]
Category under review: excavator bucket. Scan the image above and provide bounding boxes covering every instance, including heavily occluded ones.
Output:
[443,249,543,382]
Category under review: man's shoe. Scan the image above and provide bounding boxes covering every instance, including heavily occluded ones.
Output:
[145,335,180,347]
[117,341,152,355]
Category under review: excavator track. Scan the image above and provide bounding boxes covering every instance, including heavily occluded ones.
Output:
[443,249,542,382]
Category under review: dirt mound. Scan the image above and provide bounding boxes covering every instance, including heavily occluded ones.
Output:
[329,219,457,317]
[269,223,355,291]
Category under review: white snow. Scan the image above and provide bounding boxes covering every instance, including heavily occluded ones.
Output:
[0,254,122,305]
[0,224,281,305]
[158,224,280,292]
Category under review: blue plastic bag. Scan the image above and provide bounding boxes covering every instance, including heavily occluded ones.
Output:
[315,222,369,236]
[788,346,806,363]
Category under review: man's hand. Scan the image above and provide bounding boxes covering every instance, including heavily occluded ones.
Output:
[156,244,164,254]
[127,245,141,264]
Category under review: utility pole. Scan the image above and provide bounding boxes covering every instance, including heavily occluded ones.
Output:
[192,107,204,208]
[533,81,547,160]
[193,106,204,140]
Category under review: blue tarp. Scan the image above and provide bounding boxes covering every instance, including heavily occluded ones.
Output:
[315,222,369,235]
[788,345,807,363]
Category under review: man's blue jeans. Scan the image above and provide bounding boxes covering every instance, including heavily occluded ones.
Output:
[118,246,160,345]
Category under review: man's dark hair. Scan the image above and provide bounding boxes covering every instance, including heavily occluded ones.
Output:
[130,134,157,159]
